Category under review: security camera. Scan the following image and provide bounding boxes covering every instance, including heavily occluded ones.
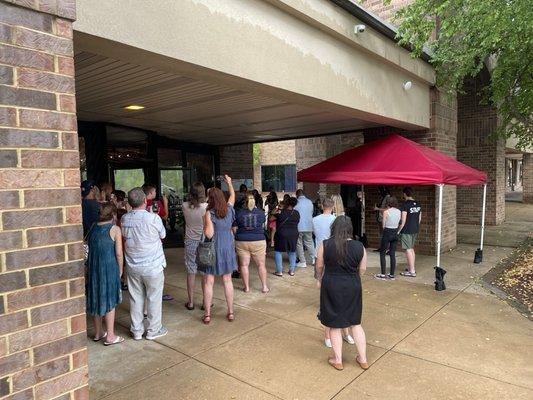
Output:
[354,24,366,34]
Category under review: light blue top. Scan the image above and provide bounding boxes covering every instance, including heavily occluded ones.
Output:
[294,195,314,232]
[313,213,336,248]
[121,210,167,276]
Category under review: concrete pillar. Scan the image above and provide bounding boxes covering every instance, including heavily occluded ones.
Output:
[523,153,533,204]
[0,1,89,398]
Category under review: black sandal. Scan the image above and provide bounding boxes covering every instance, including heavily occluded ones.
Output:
[184,302,195,311]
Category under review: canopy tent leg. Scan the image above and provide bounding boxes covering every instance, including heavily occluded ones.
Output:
[360,185,368,247]
[436,184,444,267]
[474,183,487,263]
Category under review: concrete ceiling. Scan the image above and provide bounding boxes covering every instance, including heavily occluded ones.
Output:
[74,51,379,145]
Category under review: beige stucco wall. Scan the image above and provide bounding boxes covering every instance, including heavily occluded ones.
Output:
[74,0,433,130]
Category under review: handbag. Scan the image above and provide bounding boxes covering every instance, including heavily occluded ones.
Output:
[196,233,216,273]
[83,223,96,264]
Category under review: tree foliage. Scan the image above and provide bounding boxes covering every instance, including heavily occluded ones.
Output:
[391,0,533,149]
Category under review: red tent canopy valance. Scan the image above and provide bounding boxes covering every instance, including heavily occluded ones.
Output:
[297,134,487,186]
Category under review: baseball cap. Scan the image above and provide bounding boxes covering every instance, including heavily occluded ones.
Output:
[81,180,95,198]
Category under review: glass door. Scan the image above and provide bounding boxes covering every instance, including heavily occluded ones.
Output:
[160,168,190,235]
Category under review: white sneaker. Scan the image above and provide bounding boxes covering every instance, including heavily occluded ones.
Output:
[132,332,143,341]
[146,326,168,340]
[343,335,355,345]
[324,338,332,348]
[296,262,307,268]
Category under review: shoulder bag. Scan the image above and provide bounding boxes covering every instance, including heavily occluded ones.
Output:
[196,233,216,273]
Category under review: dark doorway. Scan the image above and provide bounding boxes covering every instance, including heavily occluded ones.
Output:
[341,184,363,239]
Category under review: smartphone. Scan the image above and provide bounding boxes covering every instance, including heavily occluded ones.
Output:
[216,175,225,182]
[152,203,159,213]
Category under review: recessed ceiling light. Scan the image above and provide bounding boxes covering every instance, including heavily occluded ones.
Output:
[124,105,145,110]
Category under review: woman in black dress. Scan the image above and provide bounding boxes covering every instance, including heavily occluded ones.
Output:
[315,215,368,371]
[271,197,300,276]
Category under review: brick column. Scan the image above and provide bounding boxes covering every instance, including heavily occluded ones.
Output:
[523,153,533,204]
[219,144,254,181]
[0,1,88,399]
[457,75,505,225]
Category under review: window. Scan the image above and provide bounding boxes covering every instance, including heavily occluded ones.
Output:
[261,165,296,192]
[113,169,145,193]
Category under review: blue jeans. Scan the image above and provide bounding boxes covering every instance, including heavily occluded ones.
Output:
[275,251,296,274]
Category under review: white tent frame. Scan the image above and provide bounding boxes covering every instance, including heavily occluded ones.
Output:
[435,183,487,267]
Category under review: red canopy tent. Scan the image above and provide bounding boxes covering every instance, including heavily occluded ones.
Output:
[297,134,488,268]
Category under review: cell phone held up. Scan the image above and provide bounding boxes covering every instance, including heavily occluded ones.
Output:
[151,202,159,213]
[216,175,225,182]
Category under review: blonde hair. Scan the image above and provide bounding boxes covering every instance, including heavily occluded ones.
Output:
[245,194,256,211]
[331,194,345,216]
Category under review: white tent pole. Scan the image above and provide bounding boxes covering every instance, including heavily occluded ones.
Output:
[436,184,444,267]
[480,183,487,251]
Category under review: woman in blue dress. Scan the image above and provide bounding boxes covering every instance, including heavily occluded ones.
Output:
[202,175,237,324]
[86,202,124,345]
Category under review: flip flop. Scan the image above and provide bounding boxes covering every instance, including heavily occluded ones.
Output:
[104,336,124,346]
[261,288,270,294]
[93,332,107,342]
[162,294,174,301]
[202,315,211,325]
[226,312,235,322]
[184,302,195,311]
[328,358,344,371]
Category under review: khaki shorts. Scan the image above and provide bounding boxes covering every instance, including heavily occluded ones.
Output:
[400,233,418,250]
[235,240,267,258]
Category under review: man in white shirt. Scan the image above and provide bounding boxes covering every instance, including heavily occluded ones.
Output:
[294,189,315,268]
[121,187,167,340]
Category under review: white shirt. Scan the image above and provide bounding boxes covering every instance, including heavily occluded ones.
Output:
[384,207,401,229]
[121,210,166,276]
[294,195,314,232]
[182,201,207,241]
[313,213,336,248]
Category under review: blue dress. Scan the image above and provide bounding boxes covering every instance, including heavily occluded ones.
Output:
[86,223,122,316]
[204,205,237,276]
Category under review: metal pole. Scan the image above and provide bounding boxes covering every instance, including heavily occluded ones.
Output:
[361,184,366,235]
[480,183,487,250]
[436,184,444,267]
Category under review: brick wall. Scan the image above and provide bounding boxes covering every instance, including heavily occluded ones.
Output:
[254,140,296,192]
[219,143,253,181]
[295,132,364,199]
[0,1,88,399]
[457,75,505,225]
[359,0,411,23]
[362,88,458,255]
[523,153,533,204]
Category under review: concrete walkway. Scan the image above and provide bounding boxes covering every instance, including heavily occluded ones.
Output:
[87,203,533,400]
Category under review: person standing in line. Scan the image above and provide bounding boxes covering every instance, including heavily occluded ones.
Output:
[271,197,300,276]
[81,180,101,238]
[251,189,264,210]
[99,182,113,202]
[315,216,368,371]
[373,186,391,252]
[235,183,248,209]
[265,191,279,247]
[201,175,237,324]
[374,196,401,280]
[86,203,124,345]
[398,187,422,278]
[121,188,168,340]
[182,182,208,310]
[331,194,345,216]
[294,189,315,268]
[313,198,355,348]
[234,194,269,293]
[143,184,169,224]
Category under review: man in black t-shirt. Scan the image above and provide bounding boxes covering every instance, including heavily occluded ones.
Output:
[398,187,421,277]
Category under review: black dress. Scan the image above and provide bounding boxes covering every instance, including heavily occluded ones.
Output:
[274,208,300,252]
[319,238,364,328]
